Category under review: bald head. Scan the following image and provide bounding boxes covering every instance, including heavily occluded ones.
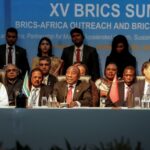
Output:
[66,66,80,85]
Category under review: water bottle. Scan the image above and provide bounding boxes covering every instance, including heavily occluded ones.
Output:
[141,94,149,108]
[48,95,53,107]
[51,94,58,108]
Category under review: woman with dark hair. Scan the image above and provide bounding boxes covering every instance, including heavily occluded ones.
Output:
[95,62,118,98]
[105,35,136,78]
[32,37,63,76]
[37,37,52,57]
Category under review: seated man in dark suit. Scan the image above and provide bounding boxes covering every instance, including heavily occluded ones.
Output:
[4,64,23,105]
[53,66,92,108]
[74,63,99,107]
[0,27,30,78]
[61,27,100,81]
[38,56,57,90]
[106,65,136,107]
[27,68,52,107]
[117,66,136,107]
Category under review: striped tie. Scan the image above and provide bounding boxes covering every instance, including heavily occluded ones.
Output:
[31,88,38,106]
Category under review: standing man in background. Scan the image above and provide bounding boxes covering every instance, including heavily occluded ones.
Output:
[61,27,100,81]
[0,27,30,78]
[38,56,57,90]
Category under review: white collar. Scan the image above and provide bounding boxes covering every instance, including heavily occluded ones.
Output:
[67,83,76,88]
[6,44,15,49]
[31,86,40,91]
[75,44,84,51]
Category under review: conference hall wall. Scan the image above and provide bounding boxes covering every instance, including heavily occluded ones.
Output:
[1,0,150,75]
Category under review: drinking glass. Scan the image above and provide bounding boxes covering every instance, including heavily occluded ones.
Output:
[41,97,48,106]
[134,97,141,108]
[99,97,106,107]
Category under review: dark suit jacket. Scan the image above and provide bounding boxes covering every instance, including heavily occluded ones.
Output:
[61,45,100,81]
[132,79,145,100]
[117,80,141,107]
[46,74,57,89]
[53,80,92,106]
[0,44,30,78]
[106,81,135,107]
[38,84,52,106]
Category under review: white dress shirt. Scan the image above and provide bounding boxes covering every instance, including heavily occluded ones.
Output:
[0,83,9,106]
[124,84,129,101]
[144,81,150,95]
[28,86,40,107]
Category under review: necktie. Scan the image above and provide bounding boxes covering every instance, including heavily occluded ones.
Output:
[31,88,38,106]
[126,87,133,107]
[66,86,73,104]
[8,47,12,64]
[76,48,80,62]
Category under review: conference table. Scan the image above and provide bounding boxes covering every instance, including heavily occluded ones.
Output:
[0,107,150,150]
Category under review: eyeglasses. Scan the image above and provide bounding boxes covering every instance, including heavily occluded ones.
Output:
[6,69,17,72]
[39,63,49,66]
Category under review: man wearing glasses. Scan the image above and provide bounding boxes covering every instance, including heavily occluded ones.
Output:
[4,64,23,105]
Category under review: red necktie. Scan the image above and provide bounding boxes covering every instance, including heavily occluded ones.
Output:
[76,48,80,62]
[66,86,73,104]
[8,47,12,64]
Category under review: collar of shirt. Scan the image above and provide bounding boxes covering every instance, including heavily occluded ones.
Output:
[73,45,84,63]
[43,75,49,85]
[67,84,77,95]
[144,80,150,94]
[31,86,40,92]
[6,44,15,52]
[124,83,128,89]
[67,83,76,88]
[75,45,84,52]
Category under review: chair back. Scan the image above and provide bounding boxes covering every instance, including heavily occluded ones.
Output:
[57,75,91,83]
[136,76,145,80]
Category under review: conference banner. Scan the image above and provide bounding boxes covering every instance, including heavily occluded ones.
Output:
[1,0,150,74]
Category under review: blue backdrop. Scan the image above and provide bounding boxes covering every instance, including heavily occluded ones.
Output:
[1,0,150,75]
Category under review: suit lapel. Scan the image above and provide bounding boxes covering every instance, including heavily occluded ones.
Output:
[70,46,75,64]
[73,81,82,101]
[141,80,145,98]
[82,45,87,62]
[118,82,125,106]
[61,81,68,101]
[15,46,19,64]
